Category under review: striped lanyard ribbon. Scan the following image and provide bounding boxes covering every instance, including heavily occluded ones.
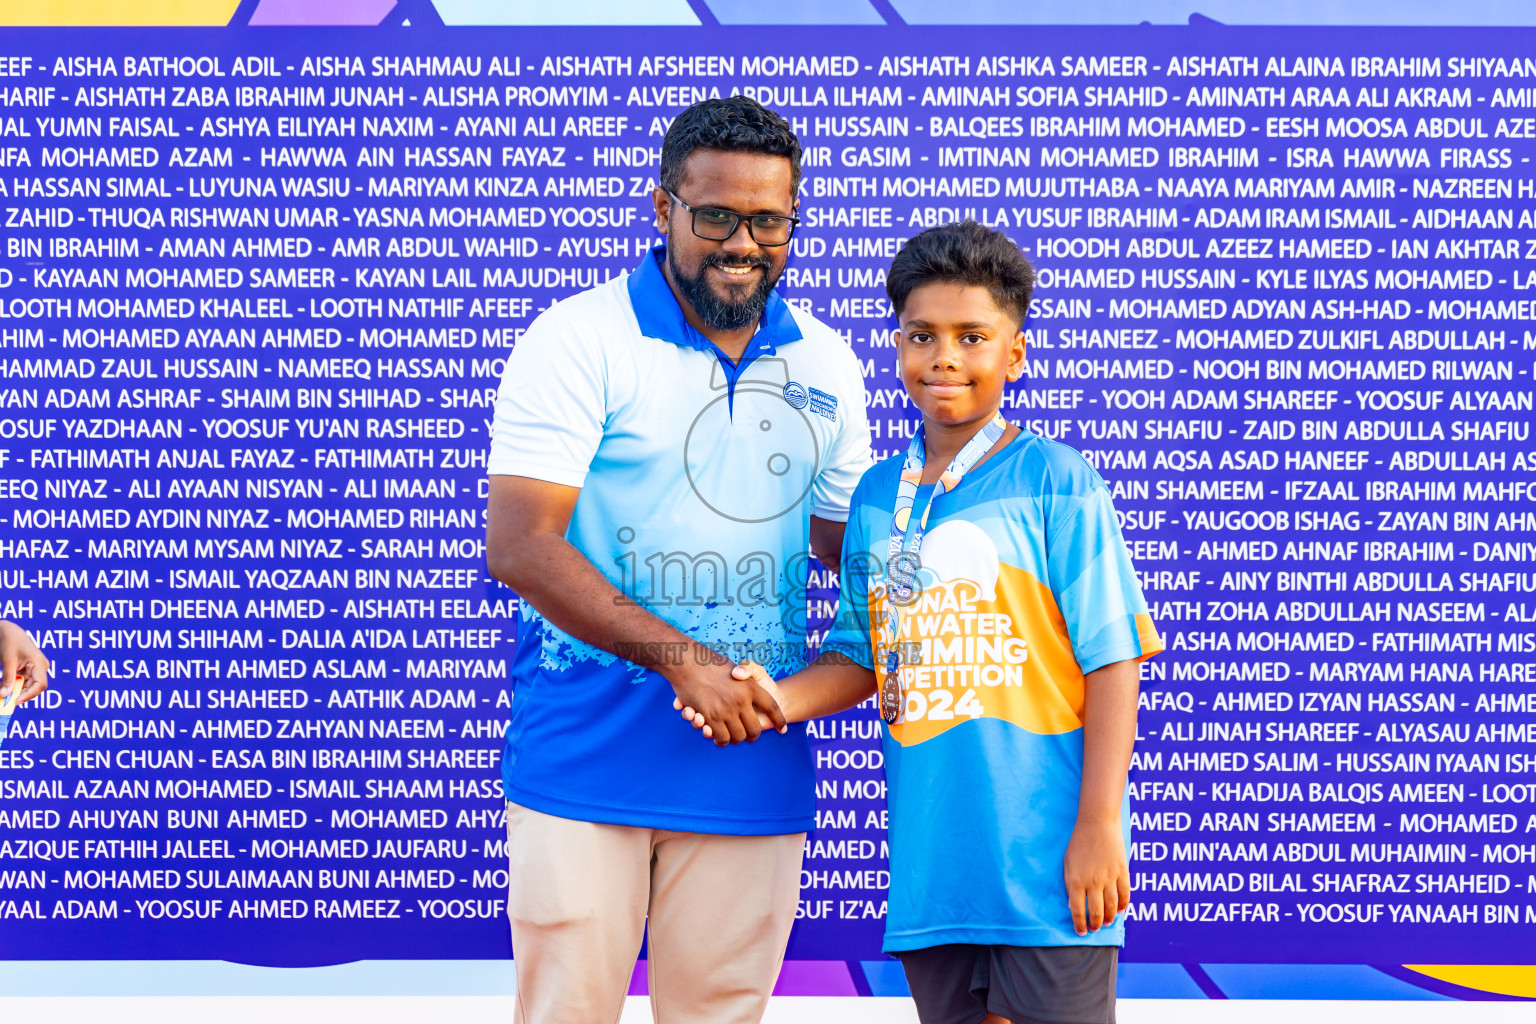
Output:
[880,413,1008,724]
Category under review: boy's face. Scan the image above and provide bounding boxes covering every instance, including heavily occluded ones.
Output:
[895,281,1026,432]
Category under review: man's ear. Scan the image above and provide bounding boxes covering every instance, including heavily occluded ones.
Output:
[651,186,671,236]
[1005,328,1028,381]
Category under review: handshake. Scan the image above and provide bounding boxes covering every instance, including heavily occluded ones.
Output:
[670,659,789,746]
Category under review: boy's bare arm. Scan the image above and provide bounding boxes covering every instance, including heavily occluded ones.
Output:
[760,651,876,722]
[1064,657,1139,937]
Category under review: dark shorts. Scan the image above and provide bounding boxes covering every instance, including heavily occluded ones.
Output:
[894,944,1118,1024]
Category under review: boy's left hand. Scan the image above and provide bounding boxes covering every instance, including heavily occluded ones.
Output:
[1063,818,1130,937]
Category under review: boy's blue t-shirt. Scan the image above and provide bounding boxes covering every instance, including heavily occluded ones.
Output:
[821,426,1163,951]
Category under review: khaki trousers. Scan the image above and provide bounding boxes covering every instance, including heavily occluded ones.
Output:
[505,800,805,1024]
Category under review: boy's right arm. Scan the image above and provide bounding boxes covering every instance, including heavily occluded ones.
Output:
[753,652,877,723]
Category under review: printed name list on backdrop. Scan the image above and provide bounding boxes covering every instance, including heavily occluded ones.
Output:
[0,24,1533,974]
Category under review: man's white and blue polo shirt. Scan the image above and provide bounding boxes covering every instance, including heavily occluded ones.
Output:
[488,246,873,834]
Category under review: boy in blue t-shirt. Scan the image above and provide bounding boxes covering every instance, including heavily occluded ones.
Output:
[678,221,1163,1024]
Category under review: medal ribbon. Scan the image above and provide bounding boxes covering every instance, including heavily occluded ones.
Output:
[880,413,1008,724]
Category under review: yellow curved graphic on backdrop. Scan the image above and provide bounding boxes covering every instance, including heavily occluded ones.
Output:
[0,0,239,25]
[1403,965,1536,998]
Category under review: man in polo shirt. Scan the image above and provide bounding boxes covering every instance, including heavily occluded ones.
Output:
[485,97,873,1023]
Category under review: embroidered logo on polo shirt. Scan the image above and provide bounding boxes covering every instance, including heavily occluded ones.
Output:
[808,387,838,421]
[783,381,809,409]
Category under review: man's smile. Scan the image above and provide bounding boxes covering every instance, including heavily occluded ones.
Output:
[711,263,762,279]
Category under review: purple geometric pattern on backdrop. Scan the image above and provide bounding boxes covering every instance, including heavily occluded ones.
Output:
[248,0,397,24]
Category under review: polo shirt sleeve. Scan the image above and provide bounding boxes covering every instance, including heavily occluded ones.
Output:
[1044,482,1164,676]
[810,347,874,523]
[487,309,606,487]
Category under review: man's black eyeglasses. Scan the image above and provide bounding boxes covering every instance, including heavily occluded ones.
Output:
[667,191,799,247]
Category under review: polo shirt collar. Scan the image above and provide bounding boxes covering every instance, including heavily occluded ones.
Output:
[627,245,802,365]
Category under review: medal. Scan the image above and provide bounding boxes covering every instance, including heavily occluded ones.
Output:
[880,413,1009,725]
[879,649,903,724]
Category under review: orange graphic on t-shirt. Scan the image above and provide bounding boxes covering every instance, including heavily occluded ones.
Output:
[870,561,1086,747]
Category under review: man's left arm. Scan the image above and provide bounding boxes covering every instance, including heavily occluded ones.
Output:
[809,516,844,572]
[1064,658,1138,937]
[808,346,874,573]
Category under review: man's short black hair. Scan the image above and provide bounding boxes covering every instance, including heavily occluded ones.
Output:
[659,96,801,196]
[886,221,1036,328]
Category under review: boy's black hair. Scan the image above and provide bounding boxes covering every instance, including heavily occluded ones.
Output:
[659,96,802,196]
[886,221,1036,328]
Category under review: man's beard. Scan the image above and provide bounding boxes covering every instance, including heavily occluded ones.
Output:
[669,248,776,333]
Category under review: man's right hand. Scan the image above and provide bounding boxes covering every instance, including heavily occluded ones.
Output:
[667,652,786,746]
[675,660,789,741]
